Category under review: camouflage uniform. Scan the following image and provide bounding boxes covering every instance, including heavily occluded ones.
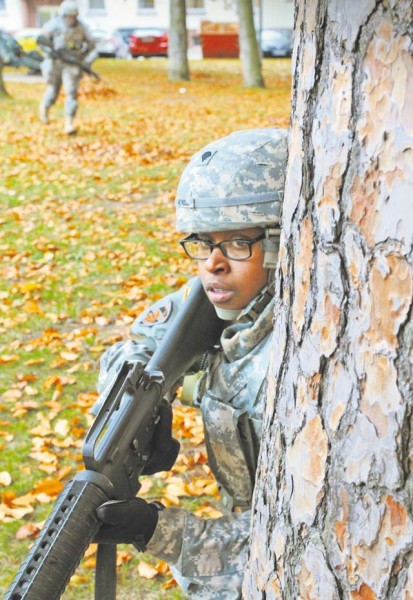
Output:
[96,128,288,598]
[39,6,96,124]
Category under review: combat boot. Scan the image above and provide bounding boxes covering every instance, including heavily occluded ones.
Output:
[64,116,77,135]
[39,103,50,124]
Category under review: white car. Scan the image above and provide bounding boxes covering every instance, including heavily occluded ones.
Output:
[90,28,130,58]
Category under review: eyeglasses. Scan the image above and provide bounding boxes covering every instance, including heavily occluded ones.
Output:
[180,233,266,261]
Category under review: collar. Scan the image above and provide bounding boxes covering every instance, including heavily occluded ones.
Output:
[238,281,275,322]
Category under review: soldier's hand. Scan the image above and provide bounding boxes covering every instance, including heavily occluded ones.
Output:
[95,498,162,550]
[37,34,50,48]
[142,399,180,475]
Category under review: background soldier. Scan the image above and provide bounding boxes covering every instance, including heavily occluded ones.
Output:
[94,127,288,599]
[38,0,97,134]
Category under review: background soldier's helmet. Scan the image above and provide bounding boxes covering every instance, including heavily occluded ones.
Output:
[59,0,79,17]
[175,127,287,234]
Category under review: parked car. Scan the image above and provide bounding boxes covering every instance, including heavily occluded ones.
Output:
[129,28,168,58]
[90,28,130,58]
[114,27,136,45]
[260,28,293,58]
[13,28,43,54]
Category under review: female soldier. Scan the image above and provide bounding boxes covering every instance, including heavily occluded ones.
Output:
[95,127,288,599]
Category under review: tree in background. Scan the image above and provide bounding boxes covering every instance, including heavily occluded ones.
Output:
[0,57,7,97]
[244,0,412,597]
[168,0,190,81]
[236,0,264,88]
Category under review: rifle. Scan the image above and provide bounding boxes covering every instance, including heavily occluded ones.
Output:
[37,34,100,80]
[5,277,223,600]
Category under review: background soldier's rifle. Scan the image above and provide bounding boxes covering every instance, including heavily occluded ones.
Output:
[37,34,100,80]
[5,277,223,600]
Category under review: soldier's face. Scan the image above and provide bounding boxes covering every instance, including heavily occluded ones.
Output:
[64,15,77,27]
[197,227,269,310]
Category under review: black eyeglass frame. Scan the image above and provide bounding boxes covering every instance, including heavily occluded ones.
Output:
[179,232,266,261]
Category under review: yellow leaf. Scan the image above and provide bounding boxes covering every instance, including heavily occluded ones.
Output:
[0,355,19,365]
[53,419,69,437]
[24,300,43,314]
[33,478,64,497]
[29,450,57,464]
[24,385,39,396]
[85,543,98,557]
[3,389,23,400]
[162,577,178,590]
[193,505,223,519]
[7,492,34,507]
[0,472,12,486]
[84,557,96,569]
[8,506,34,519]
[16,521,41,540]
[0,430,14,442]
[60,351,79,361]
[38,464,58,475]
[116,550,132,566]
[165,482,189,498]
[29,413,52,437]
[138,479,153,496]
[69,575,88,584]
[25,358,46,366]
[137,561,158,579]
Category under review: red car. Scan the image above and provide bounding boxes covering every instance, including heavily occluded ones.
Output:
[129,28,168,57]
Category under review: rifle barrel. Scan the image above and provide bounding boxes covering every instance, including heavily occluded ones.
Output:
[4,476,111,600]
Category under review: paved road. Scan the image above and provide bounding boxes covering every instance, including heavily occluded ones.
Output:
[3,46,203,84]
[3,72,43,83]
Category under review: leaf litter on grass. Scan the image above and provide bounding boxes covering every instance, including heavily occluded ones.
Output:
[0,57,291,597]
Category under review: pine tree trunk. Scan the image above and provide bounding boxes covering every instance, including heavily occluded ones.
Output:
[236,0,264,88]
[168,0,190,81]
[244,1,413,598]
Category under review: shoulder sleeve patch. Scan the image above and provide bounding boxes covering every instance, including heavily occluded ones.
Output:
[182,285,191,302]
[138,299,172,327]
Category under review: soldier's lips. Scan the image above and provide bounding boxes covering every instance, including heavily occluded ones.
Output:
[205,282,234,304]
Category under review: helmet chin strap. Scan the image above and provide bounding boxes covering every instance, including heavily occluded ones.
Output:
[213,279,276,322]
[263,227,281,269]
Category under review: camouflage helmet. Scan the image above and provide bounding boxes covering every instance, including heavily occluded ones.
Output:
[175,128,287,234]
[60,0,79,17]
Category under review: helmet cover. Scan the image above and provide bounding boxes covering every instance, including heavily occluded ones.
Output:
[175,127,287,233]
[59,0,79,17]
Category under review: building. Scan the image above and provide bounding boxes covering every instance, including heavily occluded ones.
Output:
[0,0,293,40]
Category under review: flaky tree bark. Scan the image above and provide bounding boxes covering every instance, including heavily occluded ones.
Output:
[245,1,413,598]
[168,0,190,81]
[236,0,264,88]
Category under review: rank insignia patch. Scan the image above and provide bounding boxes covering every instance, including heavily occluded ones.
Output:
[139,300,172,326]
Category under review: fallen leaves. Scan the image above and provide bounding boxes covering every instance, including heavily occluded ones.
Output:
[0,471,12,486]
[15,521,40,540]
[0,57,292,593]
[137,560,159,579]
[0,354,19,364]
[162,475,220,506]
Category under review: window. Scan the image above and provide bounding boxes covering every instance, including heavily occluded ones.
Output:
[138,0,155,9]
[187,0,204,7]
[89,0,105,9]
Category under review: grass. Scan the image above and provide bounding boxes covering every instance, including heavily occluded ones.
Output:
[0,56,291,597]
